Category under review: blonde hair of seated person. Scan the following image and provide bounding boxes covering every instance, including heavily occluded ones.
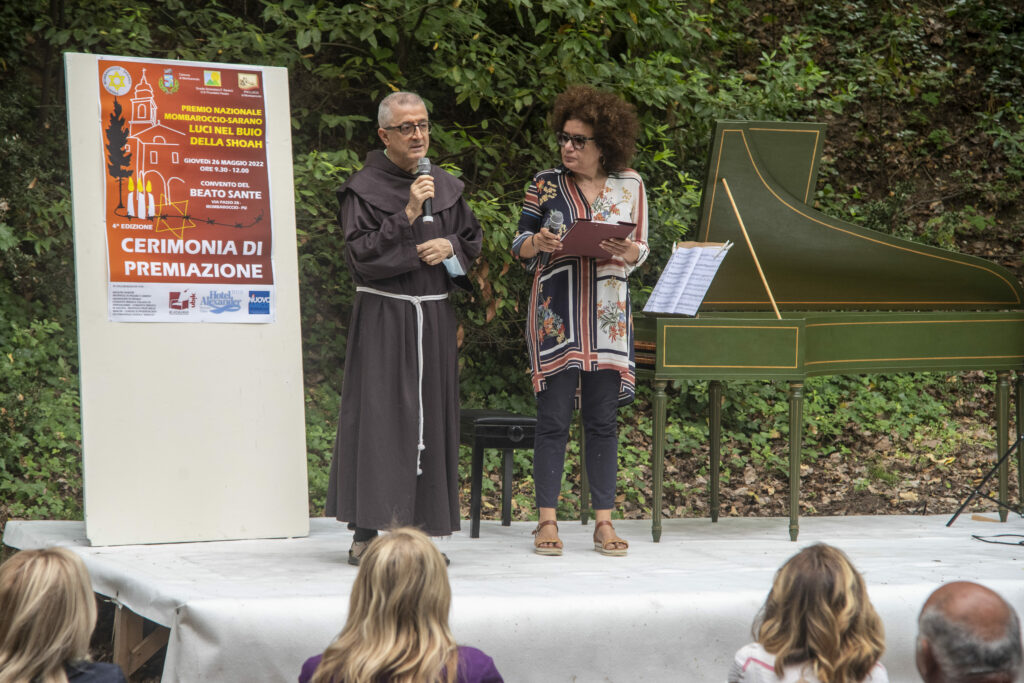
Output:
[313,527,458,683]
[0,547,98,683]
[754,543,885,683]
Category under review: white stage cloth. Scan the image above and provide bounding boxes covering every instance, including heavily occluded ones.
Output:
[6,515,1024,682]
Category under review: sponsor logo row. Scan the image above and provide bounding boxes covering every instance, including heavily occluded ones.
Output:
[169,290,270,315]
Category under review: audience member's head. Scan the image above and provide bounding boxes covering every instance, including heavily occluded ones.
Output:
[753,543,885,683]
[916,581,1022,683]
[312,527,458,683]
[0,547,97,683]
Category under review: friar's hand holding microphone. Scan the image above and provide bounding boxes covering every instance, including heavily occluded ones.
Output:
[409,157,453,266]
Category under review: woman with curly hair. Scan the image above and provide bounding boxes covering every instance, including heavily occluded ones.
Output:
[513,85,648,557]
[728,543,889,683]
[0,547,127,683]
[299,528,502,683]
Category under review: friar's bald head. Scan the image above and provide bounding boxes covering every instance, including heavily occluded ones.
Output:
[916,581,1022,683]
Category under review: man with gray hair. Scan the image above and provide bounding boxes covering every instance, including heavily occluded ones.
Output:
[917,581,1022,682]
[325,91,482,565]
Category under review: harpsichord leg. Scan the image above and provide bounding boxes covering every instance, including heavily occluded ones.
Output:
[709,380,723,523]
[788,381,805,541]
[997,371,1010,522]
[1017,371,1024,511]
[652,379,667,543]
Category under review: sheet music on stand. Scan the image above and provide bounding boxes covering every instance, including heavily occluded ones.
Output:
[643,241,733,316]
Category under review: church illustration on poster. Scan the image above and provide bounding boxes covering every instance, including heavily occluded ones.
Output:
[123,69,187,223]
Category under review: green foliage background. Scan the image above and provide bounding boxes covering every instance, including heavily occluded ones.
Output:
[1,0,1022,526]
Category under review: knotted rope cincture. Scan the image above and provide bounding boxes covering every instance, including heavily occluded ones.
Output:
[356,286,448,475]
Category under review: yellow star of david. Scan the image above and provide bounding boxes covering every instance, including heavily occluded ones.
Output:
[153,196,197,240]
[107,72,126,90]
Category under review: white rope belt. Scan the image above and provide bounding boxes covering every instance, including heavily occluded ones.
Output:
[356,286,449,476]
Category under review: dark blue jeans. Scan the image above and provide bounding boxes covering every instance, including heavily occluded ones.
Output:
[533,368,619,510]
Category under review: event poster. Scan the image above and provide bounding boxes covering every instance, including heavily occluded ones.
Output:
[98,56,275,322]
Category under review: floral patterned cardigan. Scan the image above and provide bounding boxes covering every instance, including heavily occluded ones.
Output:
[512,165,649,405]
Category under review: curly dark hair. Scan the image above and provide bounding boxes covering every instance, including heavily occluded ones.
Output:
[549,85,639,173]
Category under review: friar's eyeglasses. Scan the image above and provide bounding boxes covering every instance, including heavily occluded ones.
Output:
[384,121,431,136]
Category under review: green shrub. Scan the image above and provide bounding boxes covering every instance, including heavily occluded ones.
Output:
[1,0,1022,523]
[0,320,82,520]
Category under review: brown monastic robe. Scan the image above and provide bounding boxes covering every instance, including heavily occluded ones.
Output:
[326,150,482,535]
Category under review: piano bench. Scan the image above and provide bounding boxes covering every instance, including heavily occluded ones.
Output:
[459,409,536,538]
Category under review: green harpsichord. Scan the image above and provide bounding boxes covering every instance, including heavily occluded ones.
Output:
[636,120,1024,542]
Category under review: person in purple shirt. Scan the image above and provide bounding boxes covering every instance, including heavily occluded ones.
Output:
[299,527,502,683]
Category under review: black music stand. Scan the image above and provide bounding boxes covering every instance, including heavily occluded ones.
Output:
[947,432,1024,527]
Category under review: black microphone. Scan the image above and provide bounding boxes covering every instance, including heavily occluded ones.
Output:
[537,210,565,269]
[416,157,433,223]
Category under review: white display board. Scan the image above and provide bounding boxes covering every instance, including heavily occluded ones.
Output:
[65,53,308,545]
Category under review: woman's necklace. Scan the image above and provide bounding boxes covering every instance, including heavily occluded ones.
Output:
[575,174,606,207]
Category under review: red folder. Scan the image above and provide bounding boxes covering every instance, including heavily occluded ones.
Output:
[557,220,637,258]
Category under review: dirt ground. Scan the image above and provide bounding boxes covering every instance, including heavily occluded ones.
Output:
[464,411,1022,525]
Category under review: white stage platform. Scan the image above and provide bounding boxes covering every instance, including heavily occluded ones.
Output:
[5,515,1024,682]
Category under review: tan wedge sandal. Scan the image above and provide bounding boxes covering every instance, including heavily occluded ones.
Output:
[593,520,628,557]
[532,519,563,556]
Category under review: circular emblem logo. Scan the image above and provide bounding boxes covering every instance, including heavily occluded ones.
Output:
[102,66,132,96]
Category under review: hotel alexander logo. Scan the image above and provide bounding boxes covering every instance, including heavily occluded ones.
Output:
[201,290,242,314]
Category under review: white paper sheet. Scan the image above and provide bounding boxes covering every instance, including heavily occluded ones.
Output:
[644,242,732,316]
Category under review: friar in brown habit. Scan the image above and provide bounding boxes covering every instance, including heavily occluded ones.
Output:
[325,92,482,565]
